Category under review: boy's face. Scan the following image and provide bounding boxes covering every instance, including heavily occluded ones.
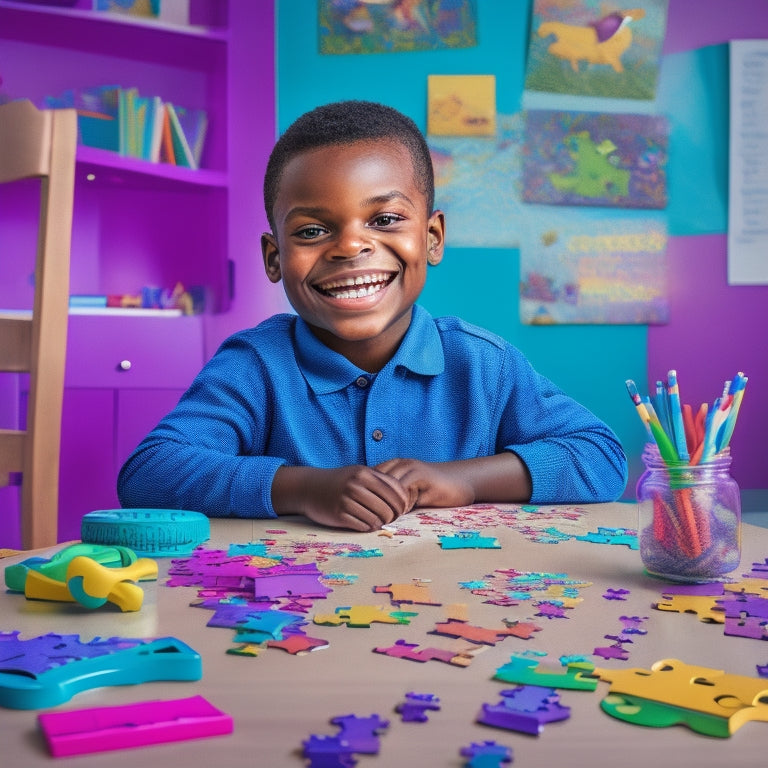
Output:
[262,139,445,372]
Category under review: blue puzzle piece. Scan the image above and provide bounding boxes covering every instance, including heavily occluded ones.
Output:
[460,739,513,767]
[439,531,501,550]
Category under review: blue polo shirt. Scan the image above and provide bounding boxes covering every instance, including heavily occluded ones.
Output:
[117,305,627,517]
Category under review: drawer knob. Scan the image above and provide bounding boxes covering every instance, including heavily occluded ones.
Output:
[118,360,132,372]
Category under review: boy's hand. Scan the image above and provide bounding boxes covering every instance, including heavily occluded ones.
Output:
[272,465,414,532]
[376,458,475,509]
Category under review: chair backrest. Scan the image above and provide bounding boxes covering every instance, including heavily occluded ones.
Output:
[0,100,77,549]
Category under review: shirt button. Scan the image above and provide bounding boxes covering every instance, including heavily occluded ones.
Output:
[372,429,384,441]
[355,376,368,388]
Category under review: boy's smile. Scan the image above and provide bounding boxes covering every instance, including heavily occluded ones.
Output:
[262,139,444,372]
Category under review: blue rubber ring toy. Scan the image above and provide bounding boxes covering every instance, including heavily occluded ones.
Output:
[80,509,210,557]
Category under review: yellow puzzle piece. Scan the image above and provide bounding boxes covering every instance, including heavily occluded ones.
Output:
[594,658,768,736]
[313,605,417,628]
[654,594,726,623]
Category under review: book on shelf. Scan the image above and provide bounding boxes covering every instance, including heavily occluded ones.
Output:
[165,102,196,169]
[44,84,208,169]
[168,103,208,168]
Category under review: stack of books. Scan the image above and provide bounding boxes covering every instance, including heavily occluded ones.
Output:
[45,85,208,170]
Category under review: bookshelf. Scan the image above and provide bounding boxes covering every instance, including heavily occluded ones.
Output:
[0,0,276,545]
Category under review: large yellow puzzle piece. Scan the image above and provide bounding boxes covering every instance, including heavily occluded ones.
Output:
[654,594,725,623]
[594,658,768,735]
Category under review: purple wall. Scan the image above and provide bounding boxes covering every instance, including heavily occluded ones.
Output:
[650,0,768,489]
[648,235,767,489]
[663,0,768,54]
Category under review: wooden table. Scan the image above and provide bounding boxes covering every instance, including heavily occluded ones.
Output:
[2,502,768,767]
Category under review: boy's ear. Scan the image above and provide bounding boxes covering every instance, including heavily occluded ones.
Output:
[261,233,282,283]
[427,210,445,266]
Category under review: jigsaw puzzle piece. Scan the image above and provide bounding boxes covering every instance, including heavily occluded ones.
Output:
[653,594,725,623]
[314,606,417,628]
[460,740,513,768]
[493,656,597,691]
[373,581,441,606]
[477,685,570,735]
[395,692,441,722]
[600,691,732,737]
[594,658,768,736]
[439,531,501,549]
[330,714,389,753]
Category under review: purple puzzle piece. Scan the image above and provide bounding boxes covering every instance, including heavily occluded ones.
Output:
[460,740,513,767]
[724,615,768,639]
[302,734,357,768]
[0,631,143,676]
[476,685,570,735]
[395,692,441,722]
[330,714,389,754]
[717,593,768,619]
[252,563,332,601]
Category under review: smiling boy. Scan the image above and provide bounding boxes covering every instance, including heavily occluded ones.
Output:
[118,100,627,531]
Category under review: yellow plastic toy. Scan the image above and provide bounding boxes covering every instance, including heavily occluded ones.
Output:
[24,556,158,612]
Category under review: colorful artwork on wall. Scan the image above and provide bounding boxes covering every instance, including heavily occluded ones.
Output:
[524,0,668,100]
[319,0,478,55]
[429,113,524,248]
[522,110,668,209]
[427,74,495,136]
[519,213,668,325]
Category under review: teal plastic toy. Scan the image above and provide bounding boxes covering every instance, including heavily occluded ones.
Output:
[81,508,210,557]
[0,634,202,710]
[4,543,137,593]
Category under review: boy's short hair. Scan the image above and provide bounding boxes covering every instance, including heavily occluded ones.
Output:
[263,100,435,232]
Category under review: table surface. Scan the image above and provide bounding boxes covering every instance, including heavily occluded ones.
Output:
[3,502,768,767]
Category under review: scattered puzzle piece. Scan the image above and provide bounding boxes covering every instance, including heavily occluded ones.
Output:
[594,658,768,736]
[460,740,513,767]
[654,594,725,623]
[477,685,570,735]
[374,639,485,667]
[439,531,501,549]
[493,656,597,691]
[575,526,638,549]
[313,606,417,628]
[395,692,441,722]
[431,619,541,645]
[373,580,441,606]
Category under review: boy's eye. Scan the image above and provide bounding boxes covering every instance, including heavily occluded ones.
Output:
[295,225,327,240]
[370,213,403,227]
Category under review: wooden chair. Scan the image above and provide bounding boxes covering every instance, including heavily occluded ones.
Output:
[0,100,77,549]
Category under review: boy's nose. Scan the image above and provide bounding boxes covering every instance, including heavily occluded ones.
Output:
[329,226,373,259]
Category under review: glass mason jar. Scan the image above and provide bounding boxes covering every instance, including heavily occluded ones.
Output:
[636,443,741,582]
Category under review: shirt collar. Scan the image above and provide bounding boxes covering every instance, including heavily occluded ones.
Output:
[294,304,445,395]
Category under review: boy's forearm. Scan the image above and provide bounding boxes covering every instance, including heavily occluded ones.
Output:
[440,452,533,504]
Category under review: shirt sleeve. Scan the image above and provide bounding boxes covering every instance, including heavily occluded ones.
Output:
[496,346,628,504]
[117,335,285,519]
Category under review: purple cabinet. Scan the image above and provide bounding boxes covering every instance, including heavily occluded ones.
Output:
[58,314,204,541]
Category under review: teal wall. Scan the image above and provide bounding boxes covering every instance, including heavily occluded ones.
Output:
[275,0,649,495]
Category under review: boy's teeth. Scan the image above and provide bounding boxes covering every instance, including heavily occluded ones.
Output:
[318,273,392,298]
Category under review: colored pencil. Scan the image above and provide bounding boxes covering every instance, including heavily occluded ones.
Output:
[666,370,689,462]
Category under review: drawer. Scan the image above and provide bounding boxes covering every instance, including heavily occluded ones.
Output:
[65,314,204,389]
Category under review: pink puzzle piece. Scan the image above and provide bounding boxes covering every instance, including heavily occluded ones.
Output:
[431,619,541,645]
[374,639,481,667]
